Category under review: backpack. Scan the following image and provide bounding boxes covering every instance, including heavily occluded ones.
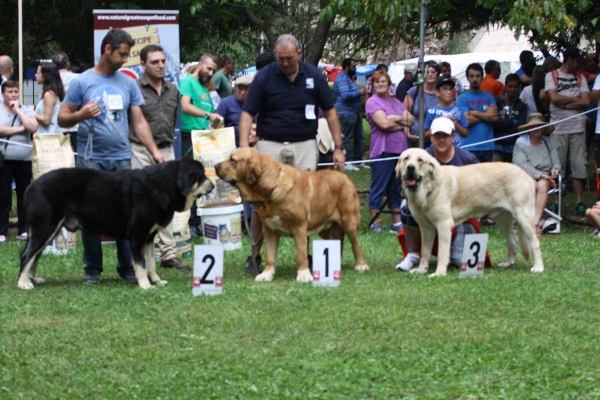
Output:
[551,69,581,87]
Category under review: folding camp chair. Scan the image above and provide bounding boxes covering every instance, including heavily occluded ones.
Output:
[542,174,562,234]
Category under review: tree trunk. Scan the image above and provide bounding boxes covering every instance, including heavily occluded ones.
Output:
[304,0,336,66]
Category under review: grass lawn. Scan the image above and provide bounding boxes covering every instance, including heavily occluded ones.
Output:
[1,168,600,399]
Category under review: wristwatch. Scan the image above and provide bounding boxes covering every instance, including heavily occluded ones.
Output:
[204,112,211,120]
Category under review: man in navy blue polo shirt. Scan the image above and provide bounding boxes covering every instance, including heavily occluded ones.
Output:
[238,34,345,172]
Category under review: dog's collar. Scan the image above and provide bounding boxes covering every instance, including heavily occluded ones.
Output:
[255,168,284,209]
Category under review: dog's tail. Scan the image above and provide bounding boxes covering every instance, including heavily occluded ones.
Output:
[516,223,531,261]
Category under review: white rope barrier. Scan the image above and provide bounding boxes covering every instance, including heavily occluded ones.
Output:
[318,105,600,167]
[1,106,598,167]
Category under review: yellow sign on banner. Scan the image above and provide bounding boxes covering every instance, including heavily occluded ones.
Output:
[124,27,160,67]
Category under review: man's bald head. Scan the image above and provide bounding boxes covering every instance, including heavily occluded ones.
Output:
[0,55,14,79]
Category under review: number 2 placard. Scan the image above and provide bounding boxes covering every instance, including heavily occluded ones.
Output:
[459,233,488,278]
[312,240,341,287]
[192,245,223,296]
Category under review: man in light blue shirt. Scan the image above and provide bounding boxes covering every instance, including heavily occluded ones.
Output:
[457,63,499,162]
[334,58,367,170]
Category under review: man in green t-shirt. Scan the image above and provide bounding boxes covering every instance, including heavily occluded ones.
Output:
[180,53,223,238]
[213,55,235,100]
[180,53,222,158]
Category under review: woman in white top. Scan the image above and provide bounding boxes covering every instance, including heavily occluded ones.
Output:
[0,81,38,242]
[29,62,64,134]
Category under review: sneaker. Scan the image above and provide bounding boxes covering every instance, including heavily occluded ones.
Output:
[481,218,495,226]
[84,272,101,285]
[389,222,403,234]
[575,202,586,216]
[161,258,191,271]
[190,224,203,238]
[541,218,558,234]
[245,254,262,275]
[345,163,359,172]
[396,253,420,271]
[370,222,383,234]
[118,269,138,284]
[17,232,28,241]
[357,162,371,170]
[0,235,6,243]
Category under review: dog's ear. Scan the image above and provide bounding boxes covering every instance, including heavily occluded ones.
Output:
[395,157,404,179]
[426,156,441,181]
[177,161,202,197]
[424,155,440,197]
[244,154,262,185]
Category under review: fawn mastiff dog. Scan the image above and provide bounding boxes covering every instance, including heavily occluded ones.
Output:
[216,148,369,282]
[396,148,544,277]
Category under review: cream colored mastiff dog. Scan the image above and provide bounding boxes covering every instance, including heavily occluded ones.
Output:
[396,148,544,277]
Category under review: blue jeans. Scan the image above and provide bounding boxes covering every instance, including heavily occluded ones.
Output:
[340,113,365,162]
[77,158,133,276]
[369,153,402,209]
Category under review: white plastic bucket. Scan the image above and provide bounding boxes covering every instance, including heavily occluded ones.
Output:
[197,204,244,251]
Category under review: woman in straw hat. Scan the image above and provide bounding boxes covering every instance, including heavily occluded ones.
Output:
[513,113,559,235]
[513,113,560,235]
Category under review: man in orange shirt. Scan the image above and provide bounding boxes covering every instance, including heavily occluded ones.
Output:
[480,60,504,98]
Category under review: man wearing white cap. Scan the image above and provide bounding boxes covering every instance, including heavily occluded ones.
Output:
[216,74,256,146]
[396,117,480,271]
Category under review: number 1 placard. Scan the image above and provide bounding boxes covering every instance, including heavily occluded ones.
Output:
[312,240,341,287]
[459,233,488,278]
[192,245,224,296]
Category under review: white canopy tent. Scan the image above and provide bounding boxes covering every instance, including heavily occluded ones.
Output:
[388,50,545,89]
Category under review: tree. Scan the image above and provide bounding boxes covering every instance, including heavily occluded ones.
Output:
[323,0,599,56]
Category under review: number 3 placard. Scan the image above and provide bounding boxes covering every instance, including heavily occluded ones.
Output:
[192,245,224,296]
[459,233,488,278]
[312,240,341,287]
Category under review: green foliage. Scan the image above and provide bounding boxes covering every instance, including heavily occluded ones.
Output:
[445,34,470,55]
[325,0,599,55]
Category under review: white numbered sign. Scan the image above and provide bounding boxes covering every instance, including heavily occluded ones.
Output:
[459,233,488,279]
[192,245,224,296]
[312,240,341,287]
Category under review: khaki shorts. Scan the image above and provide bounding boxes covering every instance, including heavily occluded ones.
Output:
[256,139,318,172]
[554,132,587,180]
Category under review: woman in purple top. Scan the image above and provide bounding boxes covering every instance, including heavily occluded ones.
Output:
[365,70,414,234]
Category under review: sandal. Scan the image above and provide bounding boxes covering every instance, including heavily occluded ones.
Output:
[535,224,542,237]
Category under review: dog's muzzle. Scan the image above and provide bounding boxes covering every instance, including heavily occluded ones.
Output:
[403,164,421,189]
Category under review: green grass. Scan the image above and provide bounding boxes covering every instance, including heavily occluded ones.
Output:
[1,172,600,398]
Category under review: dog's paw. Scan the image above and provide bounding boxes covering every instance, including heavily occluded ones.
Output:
[137,280,155,290]
[530,265,544,273]
[410,267,428,275]
[428,271,447,278]
[154,280,168,286]
[296,269,313,283]
[255,269,275,282]
[18,280,34,290]
[354,264,369,272]
[31,277,45,284]
[497,261,514,268]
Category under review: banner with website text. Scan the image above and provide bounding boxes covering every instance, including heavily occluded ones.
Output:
[92,9,183,157]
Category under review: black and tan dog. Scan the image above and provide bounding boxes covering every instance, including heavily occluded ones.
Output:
[18,158,214,290]
[216,148,369,282]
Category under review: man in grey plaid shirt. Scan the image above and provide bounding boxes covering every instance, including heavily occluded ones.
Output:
[397,117,479,271]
